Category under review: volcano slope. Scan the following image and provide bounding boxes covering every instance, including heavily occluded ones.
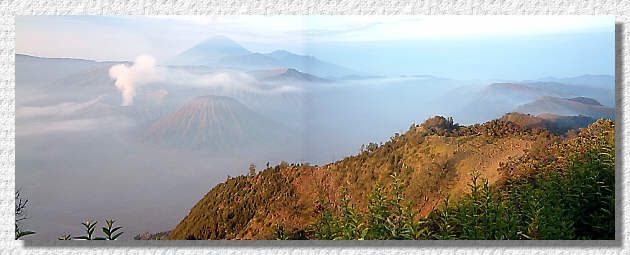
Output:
[145,95,291,151]
[168,115,561,239]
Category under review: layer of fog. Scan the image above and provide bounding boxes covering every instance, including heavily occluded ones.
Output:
[17,128,304,239]
[17,78,469,239]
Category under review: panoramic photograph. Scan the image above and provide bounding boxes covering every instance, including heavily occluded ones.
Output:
[15,16,615,240]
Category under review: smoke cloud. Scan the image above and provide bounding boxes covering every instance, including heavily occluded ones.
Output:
[109,55,303,106]
[109,55,164,106]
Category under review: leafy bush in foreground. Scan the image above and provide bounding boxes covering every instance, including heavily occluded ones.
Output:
[303,173,430,240]
[58,219,124,240]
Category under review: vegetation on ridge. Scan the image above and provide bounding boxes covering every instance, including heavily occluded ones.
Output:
[273,119,614,240]
[169,114,614,240]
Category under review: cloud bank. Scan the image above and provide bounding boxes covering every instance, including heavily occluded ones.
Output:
[17,96,103,120]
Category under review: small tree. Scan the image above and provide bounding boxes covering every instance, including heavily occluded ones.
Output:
[15,189,35,240]
[248,163,256,176]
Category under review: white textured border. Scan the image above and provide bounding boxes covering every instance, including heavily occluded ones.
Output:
[1,1,628,254]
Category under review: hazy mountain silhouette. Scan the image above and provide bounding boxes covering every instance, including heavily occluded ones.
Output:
[166,36,361,77]
[450,83,574,124]
[520,81,614,107]
[218,53,281,70]
[536,74,614,89]
[16,54,124,88]
[248,68,331,83]
[480,83,572,103]
[515,96,614,120]
[168,36,252,66]
[216,50,361,77]
[263,50,360,77]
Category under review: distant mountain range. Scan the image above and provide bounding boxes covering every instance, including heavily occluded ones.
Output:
[450,79,614,124]
[514,96,614,120]
[481,83,572,103]
[168,35,252,67]
[219,53,279,70]
[16,54,126,88]
[450,82,571,124]
[520,81,614,107]
[167,36,361,78]
[144,95,291,150]
[534,74,614,89]
[248,68,331,83]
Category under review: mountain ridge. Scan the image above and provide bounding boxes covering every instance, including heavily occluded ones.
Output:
[166,36,361,77]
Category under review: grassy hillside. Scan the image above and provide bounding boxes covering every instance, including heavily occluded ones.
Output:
[300,119,614,240]
[169,115,569,240]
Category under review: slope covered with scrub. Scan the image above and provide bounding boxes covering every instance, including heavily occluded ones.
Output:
[300,119,614,240]
[169,115,566,240]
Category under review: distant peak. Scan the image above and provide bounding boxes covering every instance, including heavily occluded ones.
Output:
[202,35,236,43]
[194,35,247,50]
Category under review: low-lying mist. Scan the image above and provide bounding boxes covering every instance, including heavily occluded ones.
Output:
[17,73,462,239]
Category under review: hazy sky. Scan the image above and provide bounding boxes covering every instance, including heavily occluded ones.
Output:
[16,16,614,80]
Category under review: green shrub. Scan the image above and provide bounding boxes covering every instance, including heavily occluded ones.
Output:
[58,219,124,240]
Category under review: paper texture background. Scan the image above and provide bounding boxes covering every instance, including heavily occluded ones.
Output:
[1,1,627,254]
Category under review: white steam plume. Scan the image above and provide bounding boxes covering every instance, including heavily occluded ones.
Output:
[109,55,164,106]
[110,55,302,106]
